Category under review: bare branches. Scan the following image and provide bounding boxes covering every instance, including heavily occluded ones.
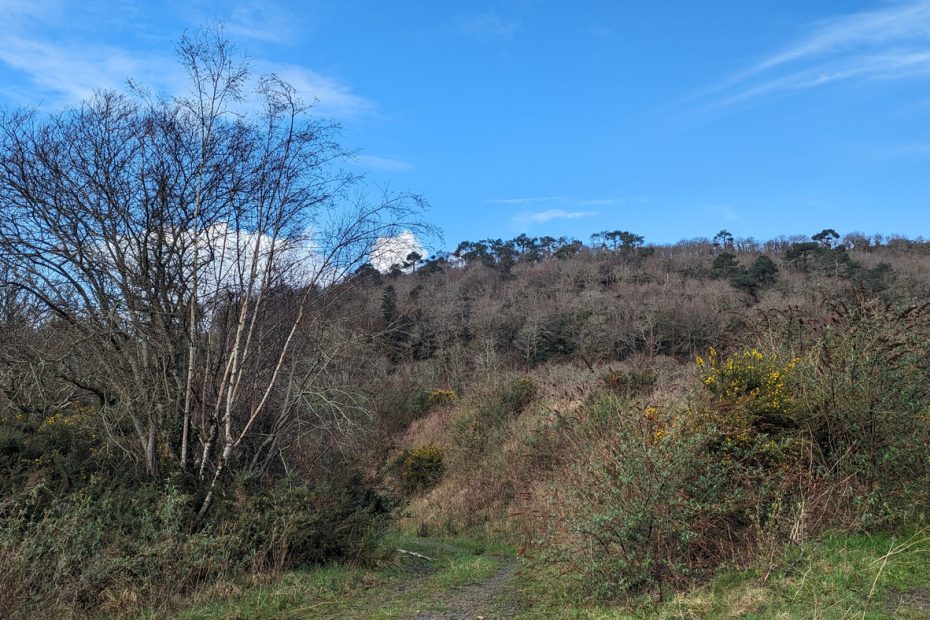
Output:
[0,25,427,516]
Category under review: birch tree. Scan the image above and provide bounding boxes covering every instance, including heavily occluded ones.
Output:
[0,25,425,516]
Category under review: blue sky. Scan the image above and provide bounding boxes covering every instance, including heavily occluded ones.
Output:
[2,1,930,249]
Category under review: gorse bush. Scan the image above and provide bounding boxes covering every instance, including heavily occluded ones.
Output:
[0,404,105,498]
[502,376,538,414]
[410,388,459,417]
[424,389,457,409]
[384,387,458,433]
[399,444,446,494]
[532,304,930,603]
[697,348,798,423]
[221,476,388,568]
[0,475,388,618]
[695,348,802,465]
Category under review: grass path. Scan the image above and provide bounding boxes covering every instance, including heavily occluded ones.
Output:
[178,536,526,619]
[175,530,930,619]
[409,554,520,619]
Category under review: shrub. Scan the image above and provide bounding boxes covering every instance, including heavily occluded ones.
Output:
[399,444,445,494]
[373,383,447,437]
[749,254,779,285]
[502,376,538,414]
[601,367,657,397]
[798,301,930,525]
[220,476,388,568]
[532,394,746,600]
[533,348,841,603]
[424,389,457,409]
[852,261,895,295]
[711,251,740,277]
[446,376,538,471]
[396,388,458,425]
[0,404,103,497]
[695,347,801,463]
[0,475,388,618]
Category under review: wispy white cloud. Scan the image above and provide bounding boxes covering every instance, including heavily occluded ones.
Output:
[575,198,625,206]
[456,10,520,41]
[488,196,626,207]
[492,196,623,226]
[690,1,930,112]
[744,2,930,77]
[225,1,295,43]
[353,154,415,173]
[0,1,178,106]
[0,35,182,107]
[514,209,598,225]
[251,61,375,120]
[487,196,568,205]
[0,2,374,121]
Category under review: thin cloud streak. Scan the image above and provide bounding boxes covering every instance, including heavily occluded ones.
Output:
[748,2,930,76]
[252,60,376,120]
[225,1,295,43]
[354,155,415,173]
[487,196,626,206]
[513,209,598,225]
[687,1,930,113]
[487,196,569,205]
[575,198,626,206]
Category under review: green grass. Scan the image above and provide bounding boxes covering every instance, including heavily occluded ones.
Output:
[171,534,519,619]
[663,529,930,619]
[512,529,930,619]
[168,529,930,619]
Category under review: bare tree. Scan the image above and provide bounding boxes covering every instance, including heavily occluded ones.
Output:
[0,25,426,517]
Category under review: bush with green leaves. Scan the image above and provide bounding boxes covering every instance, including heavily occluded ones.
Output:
[711,251,740,277]
[447,376,539,469]
[533,302,930,604]
[725,255,779,295]
[501,376,538,413]
[798,300,930,526]
[372,382,442,438]
[694,347,802,466]
[424,388,457,409]
[0,475,388,618]
[399,443,446,494]
[532,393,750,600]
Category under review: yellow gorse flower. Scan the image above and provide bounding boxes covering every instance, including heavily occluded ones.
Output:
[696,347,799,424]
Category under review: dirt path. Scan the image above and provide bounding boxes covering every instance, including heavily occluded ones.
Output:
[299,538,526,620]
[409,555,522,620]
